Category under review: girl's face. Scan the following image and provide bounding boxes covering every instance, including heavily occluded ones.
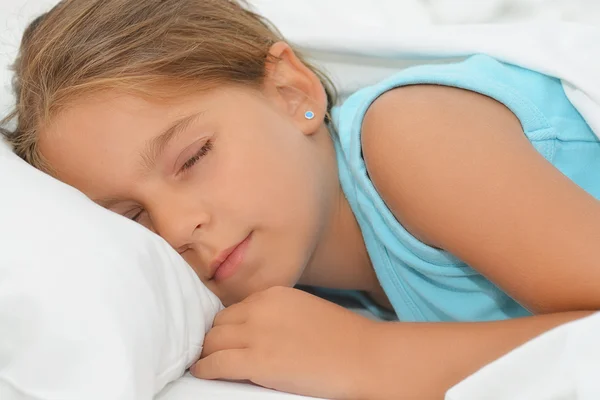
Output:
[39,79,335,305]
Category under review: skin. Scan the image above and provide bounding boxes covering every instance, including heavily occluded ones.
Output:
[39,42,600,398]
[40,42,382,308]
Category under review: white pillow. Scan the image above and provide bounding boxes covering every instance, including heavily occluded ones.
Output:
[0,141,221,399]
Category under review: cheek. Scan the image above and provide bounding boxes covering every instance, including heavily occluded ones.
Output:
[246,138,323,228]
[210,107,324,226]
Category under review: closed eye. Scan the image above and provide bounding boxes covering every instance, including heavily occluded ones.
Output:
[179,139,213,174]
[128,209,145,222]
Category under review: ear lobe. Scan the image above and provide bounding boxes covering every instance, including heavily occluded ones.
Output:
[265,41,328,136]
[296,107,325,136]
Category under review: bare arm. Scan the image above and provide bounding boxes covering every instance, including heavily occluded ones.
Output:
[357,84,600,398]
[362,84,600,314]
[361,311,592,399]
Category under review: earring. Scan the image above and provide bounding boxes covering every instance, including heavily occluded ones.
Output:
[304,110,315,120]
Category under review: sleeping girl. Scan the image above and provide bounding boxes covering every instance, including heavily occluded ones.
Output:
[2,1,599,398]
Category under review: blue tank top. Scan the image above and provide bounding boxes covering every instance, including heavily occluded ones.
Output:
[331,55,600,322]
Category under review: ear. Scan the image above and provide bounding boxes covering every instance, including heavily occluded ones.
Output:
[263,41,328,135]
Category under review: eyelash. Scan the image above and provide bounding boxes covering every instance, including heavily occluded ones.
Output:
[130,210,144,222]
[180,139,213,173]
[126,140,213,222]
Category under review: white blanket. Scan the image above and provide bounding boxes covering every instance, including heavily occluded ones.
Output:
[252,1,600,138]
[446,312,600,400]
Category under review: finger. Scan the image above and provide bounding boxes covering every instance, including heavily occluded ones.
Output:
[212,302,250,326]
[201,325,248,358]
[191,349,253,381]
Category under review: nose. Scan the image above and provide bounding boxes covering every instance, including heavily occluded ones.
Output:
[146,195,210,252]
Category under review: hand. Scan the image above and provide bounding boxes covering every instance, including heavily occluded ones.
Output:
[190,286,377,399]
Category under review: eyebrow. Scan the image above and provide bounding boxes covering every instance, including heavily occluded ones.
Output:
[139,111,205,172]
[93,111,206,209]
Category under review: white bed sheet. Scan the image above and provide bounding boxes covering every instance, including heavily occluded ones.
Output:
[156,374,321,400]
[3,1,600,400]
[156,311,600,400]
[447,312,600,400]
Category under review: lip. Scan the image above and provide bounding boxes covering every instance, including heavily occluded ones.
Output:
[209,233,252,281]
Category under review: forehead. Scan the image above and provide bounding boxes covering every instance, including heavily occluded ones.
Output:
[46,91,206,138]
[42,85,263,144]
[42,93,185,161]
[37,91,209,194]
[37,87,270,198]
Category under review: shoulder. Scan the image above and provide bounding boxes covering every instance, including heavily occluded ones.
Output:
[359,84,600,313]
[361,84,522,144]
[360,84,524,248]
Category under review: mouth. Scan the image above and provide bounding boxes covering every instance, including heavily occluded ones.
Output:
[209,232,252,282]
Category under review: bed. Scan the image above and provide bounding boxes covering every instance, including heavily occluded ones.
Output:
[2,1,599,400]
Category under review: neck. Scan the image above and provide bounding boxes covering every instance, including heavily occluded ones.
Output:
[298,124,391,309]
[299,181,380,295]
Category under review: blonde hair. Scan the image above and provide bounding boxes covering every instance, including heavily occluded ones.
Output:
[0,0,337,173]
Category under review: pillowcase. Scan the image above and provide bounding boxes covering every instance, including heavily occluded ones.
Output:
[0,140,221,399]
